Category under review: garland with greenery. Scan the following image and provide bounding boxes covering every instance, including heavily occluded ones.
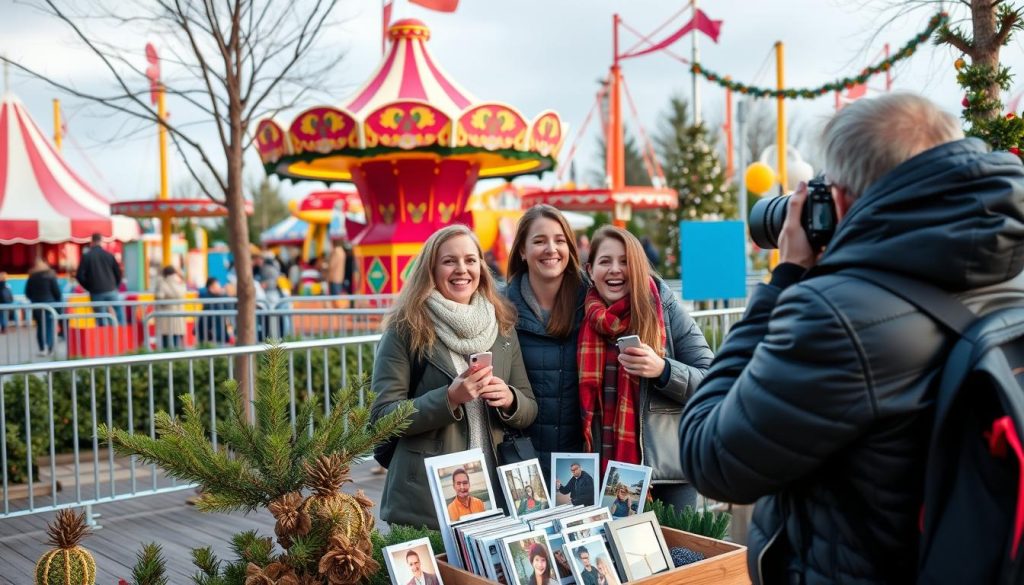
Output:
[690,12,948,99]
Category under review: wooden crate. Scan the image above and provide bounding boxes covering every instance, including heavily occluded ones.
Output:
[436,528,749,585]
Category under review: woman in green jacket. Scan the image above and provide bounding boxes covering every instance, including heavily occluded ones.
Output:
[370,225,538,529]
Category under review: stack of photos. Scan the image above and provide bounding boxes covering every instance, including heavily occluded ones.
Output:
[498,459,552,519]
[425,449,504,569]
[423,452,662,585]
[383,538,445,585]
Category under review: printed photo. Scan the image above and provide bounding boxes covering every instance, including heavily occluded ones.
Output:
[498,458,552,518]
[501,530,561,585]
[598,461,652,519]
[428,450,500,525]
[549,453,599,507]
[564,535,620,585]
[383,538,444,585]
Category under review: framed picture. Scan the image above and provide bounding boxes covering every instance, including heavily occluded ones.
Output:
[557,507,611,532]
[426,449,501,526]
[605,512,672,581]
[498,458,552,519]
[383,538,445,585]
[598,461,652,520]
[500,529,561,585]
[549,453,599,507]
[563,534,621,585]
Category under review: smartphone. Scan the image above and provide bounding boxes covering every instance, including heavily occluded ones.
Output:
[616,335,642,351]
[469,351,493,369]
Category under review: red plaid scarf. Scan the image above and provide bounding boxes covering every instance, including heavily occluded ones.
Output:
[578,278,665,467]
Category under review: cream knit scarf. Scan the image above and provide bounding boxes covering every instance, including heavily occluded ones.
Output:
[426,290,499,356]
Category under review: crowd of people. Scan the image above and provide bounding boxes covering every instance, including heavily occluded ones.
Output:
[370,92,1024,584]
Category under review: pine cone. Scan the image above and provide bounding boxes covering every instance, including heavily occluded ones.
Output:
[305,454,351,497]
[245,562,275,585]
[318,532,379,585]
[245,561,300,585]
[268,492,312,540]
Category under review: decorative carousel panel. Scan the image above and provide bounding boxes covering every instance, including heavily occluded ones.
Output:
[528,111,564,158]
[455,104,528,151]
[363,101,452,150]
[288,107,359,155]
[255,119,289,164]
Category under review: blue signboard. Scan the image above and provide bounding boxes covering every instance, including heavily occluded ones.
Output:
[679,220,746,301]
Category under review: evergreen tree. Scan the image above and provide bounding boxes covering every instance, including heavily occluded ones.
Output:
[652,96,738,278]
[247,178,292,245]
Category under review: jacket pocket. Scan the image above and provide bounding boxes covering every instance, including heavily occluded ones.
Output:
[401,436,443,482]
[647,391,682,414]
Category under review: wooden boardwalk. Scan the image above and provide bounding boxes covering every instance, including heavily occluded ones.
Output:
[0,460,389,584]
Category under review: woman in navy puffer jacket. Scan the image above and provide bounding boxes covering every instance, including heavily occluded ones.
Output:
[505,205,587,476]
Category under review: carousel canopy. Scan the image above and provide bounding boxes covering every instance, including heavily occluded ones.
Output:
[0,92,139,245]
[256,19,565,183]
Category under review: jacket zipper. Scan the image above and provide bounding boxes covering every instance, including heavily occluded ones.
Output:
[757,519,784,585]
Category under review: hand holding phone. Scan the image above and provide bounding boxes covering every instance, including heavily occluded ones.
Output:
[469,351,493,369]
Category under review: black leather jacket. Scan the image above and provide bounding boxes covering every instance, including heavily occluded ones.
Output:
[680,139,1024,584]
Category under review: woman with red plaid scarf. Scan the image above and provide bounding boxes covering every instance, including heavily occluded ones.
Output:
[579,226,714,512]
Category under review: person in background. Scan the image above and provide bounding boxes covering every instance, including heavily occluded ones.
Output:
[154,265,187,349]
[505,205,587,477]
[580,226,713,512]
[76,233,123,324]
[25,258,61,356]
[327,242,347,296]
[640,236,660,270]
[198,277,231,344]
[0,272,12,332]
[576,233,591,265]
[370,224,537,529]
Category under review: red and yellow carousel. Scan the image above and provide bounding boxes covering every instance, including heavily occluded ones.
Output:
[255,19,564,294]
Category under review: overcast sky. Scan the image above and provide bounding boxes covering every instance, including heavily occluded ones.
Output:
[2,0,1020,203]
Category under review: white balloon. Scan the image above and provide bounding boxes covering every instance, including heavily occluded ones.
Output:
[786,159,815,191]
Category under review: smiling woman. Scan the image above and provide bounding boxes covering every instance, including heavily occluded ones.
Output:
[579,225,714,513]
[370,224,538,529]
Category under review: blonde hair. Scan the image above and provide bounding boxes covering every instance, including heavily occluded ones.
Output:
[507,205,583,338]
[588,226,664,356]
[385,225,516,356]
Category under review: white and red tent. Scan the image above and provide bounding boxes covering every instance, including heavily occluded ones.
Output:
[0,92,139,245]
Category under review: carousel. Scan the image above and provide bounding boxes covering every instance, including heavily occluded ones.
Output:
[255,19,565,293]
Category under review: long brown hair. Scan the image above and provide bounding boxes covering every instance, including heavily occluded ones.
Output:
[507,205,583,338]
[587,226,664,356]
[385,225,516,356]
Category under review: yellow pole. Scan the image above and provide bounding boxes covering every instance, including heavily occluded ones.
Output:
[775,41,787,193]
[157,84,172,267]
[52,99,62,152]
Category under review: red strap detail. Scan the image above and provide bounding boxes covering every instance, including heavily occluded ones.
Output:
[987,416,1024,559]
[918,503,925,534]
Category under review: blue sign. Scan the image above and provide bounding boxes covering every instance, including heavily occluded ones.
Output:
[679,220,746,301]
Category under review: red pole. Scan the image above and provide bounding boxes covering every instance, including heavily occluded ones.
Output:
[884,43,892,91]
[609,14,626,227]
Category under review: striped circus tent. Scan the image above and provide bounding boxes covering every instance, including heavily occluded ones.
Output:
[0,92,139,244]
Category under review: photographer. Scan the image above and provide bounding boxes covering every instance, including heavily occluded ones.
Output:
[679,92,1024,584]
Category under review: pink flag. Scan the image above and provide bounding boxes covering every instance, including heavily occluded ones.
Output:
[144,43,161,105]
[621,9,723,60]
[845,83,868,101]
[382,0,393,54]
[409,0,459,11]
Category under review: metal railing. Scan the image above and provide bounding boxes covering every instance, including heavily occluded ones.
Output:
[0,335,380,522]
[0,295,396,365]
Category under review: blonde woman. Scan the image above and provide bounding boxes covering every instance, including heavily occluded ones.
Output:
[370,225,537,529]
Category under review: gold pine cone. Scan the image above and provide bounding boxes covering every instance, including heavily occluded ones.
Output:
[318,532,379,585]
[268,492,312,540]
[304,454,351,497]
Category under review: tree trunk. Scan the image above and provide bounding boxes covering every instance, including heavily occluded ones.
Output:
[226,75,255,418]
[971,0,1002,121]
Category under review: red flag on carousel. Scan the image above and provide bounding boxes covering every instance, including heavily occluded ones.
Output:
[409,0,459,12]
[691,9,723,43]
[383,0,393,53]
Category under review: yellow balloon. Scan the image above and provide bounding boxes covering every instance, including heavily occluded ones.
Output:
[745,162,776,195]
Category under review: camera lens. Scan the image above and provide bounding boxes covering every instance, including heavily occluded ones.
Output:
[748,194,790,249]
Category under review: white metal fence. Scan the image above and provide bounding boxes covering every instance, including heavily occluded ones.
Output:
[0,306,745,522]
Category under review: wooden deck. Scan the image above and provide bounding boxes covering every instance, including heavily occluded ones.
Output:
[0,460,389,584]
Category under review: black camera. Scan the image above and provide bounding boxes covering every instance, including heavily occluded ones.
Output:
[748,176,837,249]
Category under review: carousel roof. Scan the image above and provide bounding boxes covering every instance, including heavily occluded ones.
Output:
[256,19,565,183]
[0,92,139,245]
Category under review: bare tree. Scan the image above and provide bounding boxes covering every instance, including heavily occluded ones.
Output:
[4,0,347,399]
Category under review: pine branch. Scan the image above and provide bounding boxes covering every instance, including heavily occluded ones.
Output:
[131,542,169,585]
[935,24,975,55]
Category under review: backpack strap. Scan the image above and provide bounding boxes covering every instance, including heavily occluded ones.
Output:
[838,268,977,336]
